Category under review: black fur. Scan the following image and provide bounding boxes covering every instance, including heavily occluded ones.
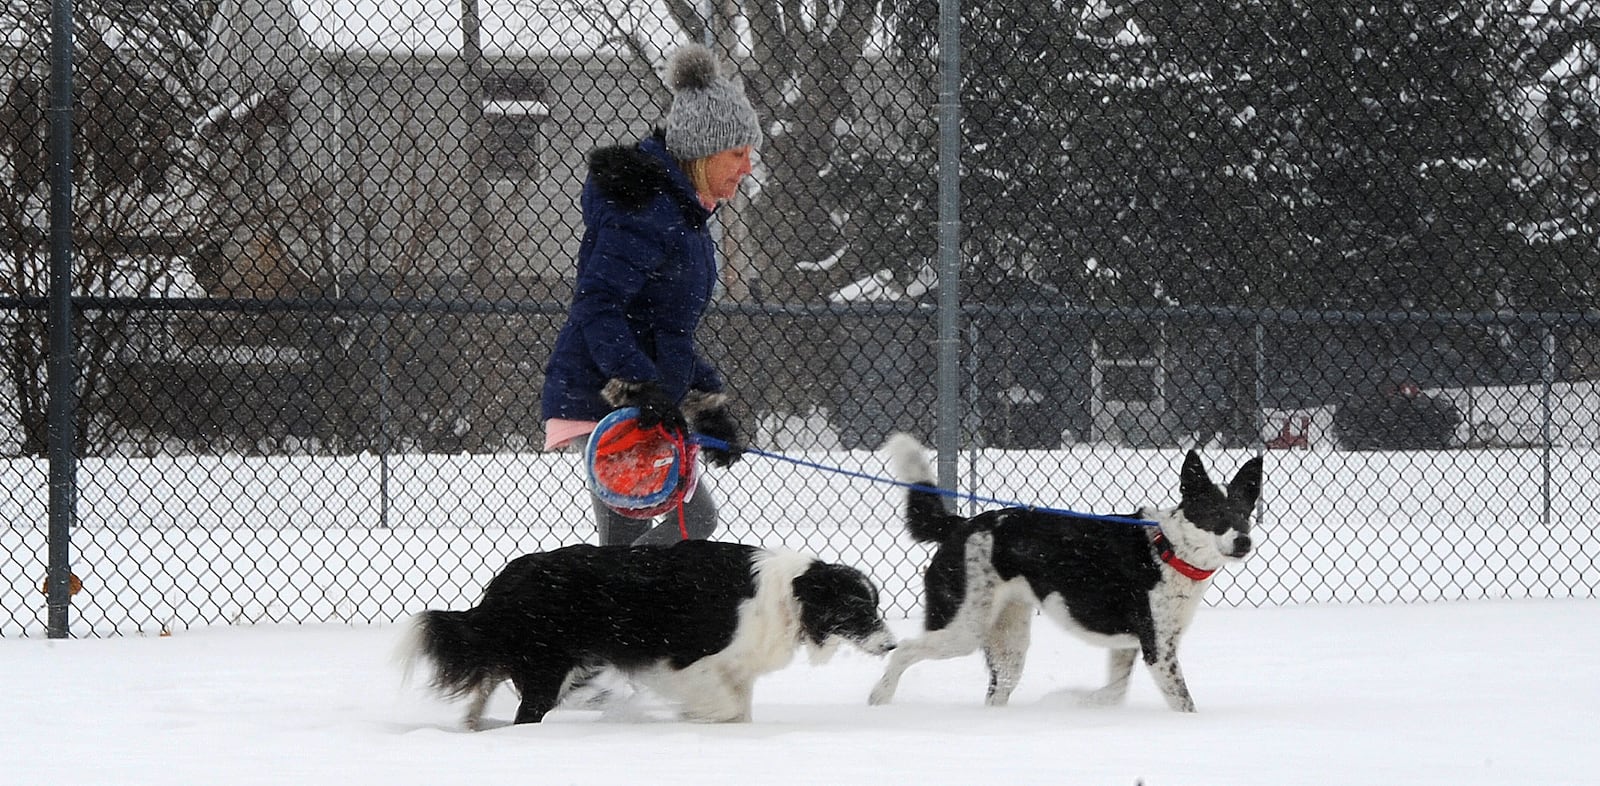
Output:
[589,143,672,212]
[588,131,706,229]
[794,561,889,647]
[872,434,1263,712]
[401,540,895,726]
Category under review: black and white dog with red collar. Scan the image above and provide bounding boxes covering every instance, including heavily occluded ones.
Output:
[869,434,1263,712]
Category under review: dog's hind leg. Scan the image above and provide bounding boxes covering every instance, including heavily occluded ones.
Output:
[557,661,624,710]
[462,679,497,731]
[871,532,1001,706]
[510,666,569,724]
[982,600,1033,706]
[1080,648,1138,707]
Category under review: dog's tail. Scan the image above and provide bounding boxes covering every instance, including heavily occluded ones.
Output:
[395,609,501,699]
[883,432,966,543]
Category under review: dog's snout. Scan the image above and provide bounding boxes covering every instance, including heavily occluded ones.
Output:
[1233,534,1252,555]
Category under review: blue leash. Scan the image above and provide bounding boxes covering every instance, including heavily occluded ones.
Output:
[690,433,1157,528]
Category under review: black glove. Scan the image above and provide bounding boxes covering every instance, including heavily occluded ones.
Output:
[604,380,687,434]
[693,405,745,468]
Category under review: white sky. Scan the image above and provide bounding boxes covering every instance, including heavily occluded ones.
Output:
[2,598,1594,785]
[289,0,683,56]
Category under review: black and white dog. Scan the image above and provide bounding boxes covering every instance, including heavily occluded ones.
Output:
[398,540,896,727]
[869,434,1262,712]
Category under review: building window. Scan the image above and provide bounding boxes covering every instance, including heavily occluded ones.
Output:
[481,72,548,181]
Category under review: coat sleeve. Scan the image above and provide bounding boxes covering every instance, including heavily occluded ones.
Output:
[690,349,724,394]
[568,212,665,384]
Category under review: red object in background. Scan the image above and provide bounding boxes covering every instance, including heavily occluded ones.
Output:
[40,572,83,596]
[1267,415,1311,450]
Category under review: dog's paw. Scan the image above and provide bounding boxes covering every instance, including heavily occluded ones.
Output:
[867,683,896,706]
[1059,687,1126,708]
[561,670,634,711]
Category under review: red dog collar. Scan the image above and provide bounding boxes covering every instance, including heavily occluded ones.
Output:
[1151,533,1216,581]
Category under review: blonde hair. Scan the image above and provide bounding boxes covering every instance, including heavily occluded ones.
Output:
[678,155,712,203]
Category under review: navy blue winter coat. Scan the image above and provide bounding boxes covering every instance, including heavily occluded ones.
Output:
[540,133,724,423]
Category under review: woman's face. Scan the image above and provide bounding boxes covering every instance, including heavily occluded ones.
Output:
[701,146,754,205]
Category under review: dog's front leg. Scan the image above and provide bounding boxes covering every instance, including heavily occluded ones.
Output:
[730,679,755,723]
[1143,641,1196,712]
[868,645,919,705]
[869,627,980,705]
[678,672,751,722]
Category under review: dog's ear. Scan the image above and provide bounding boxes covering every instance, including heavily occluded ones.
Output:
[1179,450,1212,501]
[1229,456,1264,510]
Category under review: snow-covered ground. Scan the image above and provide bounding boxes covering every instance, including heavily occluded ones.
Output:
[3,442,1597,783]
[2,598,1594,785]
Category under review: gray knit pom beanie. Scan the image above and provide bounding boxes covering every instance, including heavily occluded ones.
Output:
[663,44,763,161]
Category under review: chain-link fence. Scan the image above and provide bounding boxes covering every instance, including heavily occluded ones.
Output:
[4,0,1599,637]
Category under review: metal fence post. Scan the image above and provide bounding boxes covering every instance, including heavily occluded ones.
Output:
[44,0,78,639]
[1252,323,1266,450]
[377,308,391,530]
[934,0,962,499]
[964,318,980,514]
[1541,327,1555,529]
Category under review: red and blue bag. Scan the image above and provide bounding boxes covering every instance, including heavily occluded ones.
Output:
[584,407,700,521]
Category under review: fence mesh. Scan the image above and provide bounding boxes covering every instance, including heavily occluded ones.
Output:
[4,0,1599,636]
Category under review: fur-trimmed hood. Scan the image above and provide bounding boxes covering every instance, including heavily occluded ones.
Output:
[586,132,708,227]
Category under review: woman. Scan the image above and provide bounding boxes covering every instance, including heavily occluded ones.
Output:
[541,43,758,546]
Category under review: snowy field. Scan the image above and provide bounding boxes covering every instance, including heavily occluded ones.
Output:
[2,598,1595,785]
[3,443,1598,783]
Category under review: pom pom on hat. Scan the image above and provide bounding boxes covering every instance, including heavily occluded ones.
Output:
[663,43,763,160]
[667,44,720,92]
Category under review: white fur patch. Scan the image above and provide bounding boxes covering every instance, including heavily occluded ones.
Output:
[733,549,814,670]
[631,549,813,722]
[883,432,935,485]
[391,613,427,687]
[1145,505,1229,572]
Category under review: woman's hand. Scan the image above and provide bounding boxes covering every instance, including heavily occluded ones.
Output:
[693,406,744,467]
[604,379,688,434]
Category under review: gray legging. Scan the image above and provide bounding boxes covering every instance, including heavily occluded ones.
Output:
[593,475,719,546]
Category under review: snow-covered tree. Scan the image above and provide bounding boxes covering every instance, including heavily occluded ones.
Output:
[866,0,1559,314]
[1498,0,1600,310]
